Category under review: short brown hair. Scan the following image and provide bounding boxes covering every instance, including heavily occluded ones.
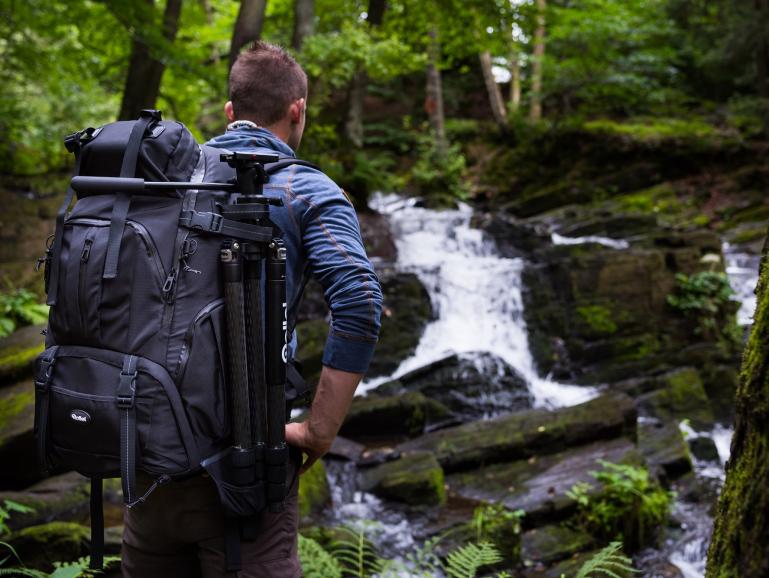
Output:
[229,41,308,126]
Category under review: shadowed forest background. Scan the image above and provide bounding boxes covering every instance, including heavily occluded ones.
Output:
[2,0,769,576]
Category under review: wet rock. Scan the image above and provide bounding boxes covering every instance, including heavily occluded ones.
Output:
[0,323,45,386]
[446,437,642,527]
[521,524,594,565]
[358,210,398,264]
[358,446,400,467]
[637,367,715,430]
[374,352,533,422]
[328,436,366,462]
[339,391,453,443]
[367,272,433,378]
[399,392,637,473]
[475,212,550,255]
[0,379,38,488]
[358,451,446,506]
[637,420,692,481]
[8,521,90,572]
[299,460,332,522]
[688,436,720,462]
[0,471,122,531]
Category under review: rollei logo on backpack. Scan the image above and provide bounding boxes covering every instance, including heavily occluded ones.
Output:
[70,409,91,425]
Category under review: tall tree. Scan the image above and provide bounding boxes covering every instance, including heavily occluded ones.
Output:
[479,50,508,131]
[118,0,184,121]
[509,45,521,113]
[292,0,315,51]
[344,0,386,148]
[707,250,769,576]
[529,0,546,121]
[229,0,268,72]
[425,27,447,156]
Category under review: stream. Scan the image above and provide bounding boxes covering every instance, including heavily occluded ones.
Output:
[327,196,758,577]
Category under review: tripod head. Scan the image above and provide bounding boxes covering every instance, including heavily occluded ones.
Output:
[221,152,283,201]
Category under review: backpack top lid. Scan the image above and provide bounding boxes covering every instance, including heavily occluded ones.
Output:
[76,118,200,184]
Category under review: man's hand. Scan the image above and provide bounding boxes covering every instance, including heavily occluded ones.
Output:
[285,366,363,474]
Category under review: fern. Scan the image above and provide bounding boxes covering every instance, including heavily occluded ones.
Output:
[574,542,637,578]
[0,569,49,578]
[444,541,503,578]
[298,535,343,578]
[330,525,385,578]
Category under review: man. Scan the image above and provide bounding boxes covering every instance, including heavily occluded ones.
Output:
[121,41,383,578]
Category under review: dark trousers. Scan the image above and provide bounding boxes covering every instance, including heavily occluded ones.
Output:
[121,461,302,578]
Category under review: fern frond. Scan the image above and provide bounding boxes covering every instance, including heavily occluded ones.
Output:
[330,525,383,578]
[445,541,503,578]
[0,568,50,578]
[298,535,343,578]
[574,542,637,578]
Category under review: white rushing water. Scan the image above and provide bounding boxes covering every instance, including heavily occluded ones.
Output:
[723,242,761,326]
[362,194,597,408]
[551,232,630,250]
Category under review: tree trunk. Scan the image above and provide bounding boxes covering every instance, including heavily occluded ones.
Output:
[118,0,183,121]
[756,0,769,97]
[229,0,268,72]
[343,0,386,147]
[479,50,507,131]
[509,43,521,113]
[529,0,546,122]
[292,0,314,51]
[425,28,447,156]
[706,247,769,577]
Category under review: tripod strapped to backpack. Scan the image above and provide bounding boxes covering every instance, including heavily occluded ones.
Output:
[36,111,313,571]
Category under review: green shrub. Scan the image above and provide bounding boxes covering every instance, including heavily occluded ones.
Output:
[409,132,469,207]
[666,271,740,343]
[0,289,49,338]
[567,460,672,551]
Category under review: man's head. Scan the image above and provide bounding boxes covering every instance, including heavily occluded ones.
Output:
[226,41,308,150]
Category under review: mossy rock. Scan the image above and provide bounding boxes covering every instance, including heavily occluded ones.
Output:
[637,419,692,481]
[0,380,38,488]
[637,367,715,430]
[446,438,643,527]
[340,391,452,443]
[298,460,331,522]
[521,524,594,566]
[400,392,637,473]
[688,436,720,462]
[8,521,90,571]
[0,323,45,386]
[359,451,446,506]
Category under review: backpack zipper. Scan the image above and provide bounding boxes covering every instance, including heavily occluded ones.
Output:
[175,298,224,381]
[78,237,93,334]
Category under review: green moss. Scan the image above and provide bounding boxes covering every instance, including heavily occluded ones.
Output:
[9,521,89,571]
[298,460,331,522]
[731,226,767,245]
[583,117,718,142]
[576,305,618,335]
[639,368,715,429]
[0,388,34,444]
[359,451,446,506]
[615,183,678,215]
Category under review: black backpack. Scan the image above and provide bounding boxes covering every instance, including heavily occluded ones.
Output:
[34,110,311,569]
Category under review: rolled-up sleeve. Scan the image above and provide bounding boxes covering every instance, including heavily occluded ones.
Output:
[296,170,383,373]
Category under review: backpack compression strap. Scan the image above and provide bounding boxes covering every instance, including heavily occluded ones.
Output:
[103,110,162,279]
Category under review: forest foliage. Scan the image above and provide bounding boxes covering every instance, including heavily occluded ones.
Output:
[1,0,767,197]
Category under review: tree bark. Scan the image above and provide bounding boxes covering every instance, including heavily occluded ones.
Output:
[118,0,183,121]
[229,0,268,72]
[756,0,769,98]
[706,247,769,577]
[292,0,314,51]
[425,28,447,156]
[529,0,546,121]
[343,0,386,148]
[479,50,507,131]
[509,43,521,113]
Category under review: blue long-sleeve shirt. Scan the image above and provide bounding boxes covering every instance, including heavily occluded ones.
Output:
[206,126,383,374]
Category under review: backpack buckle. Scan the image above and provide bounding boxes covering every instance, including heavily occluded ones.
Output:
[180,210,223,233]
[117,364,137,409]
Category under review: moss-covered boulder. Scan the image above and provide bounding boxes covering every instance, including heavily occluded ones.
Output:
[399,392,637,473]
[446,438,642,526]
[0,323,45,386]
[0,379,38,488]
[521,524,594,566]
[340,391,452,443]
[374,352,533,421]
[358,451,446,506]
[688,435,720,463]
[8,521,89,571]
[637,420,692,481]
[637,367,715,430]
[299,460,331,522]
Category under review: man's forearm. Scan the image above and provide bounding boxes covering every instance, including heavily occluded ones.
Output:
[284,365,363,473]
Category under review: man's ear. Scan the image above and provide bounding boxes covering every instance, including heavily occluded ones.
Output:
[225,101,235,123]
[290,98,305,124]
